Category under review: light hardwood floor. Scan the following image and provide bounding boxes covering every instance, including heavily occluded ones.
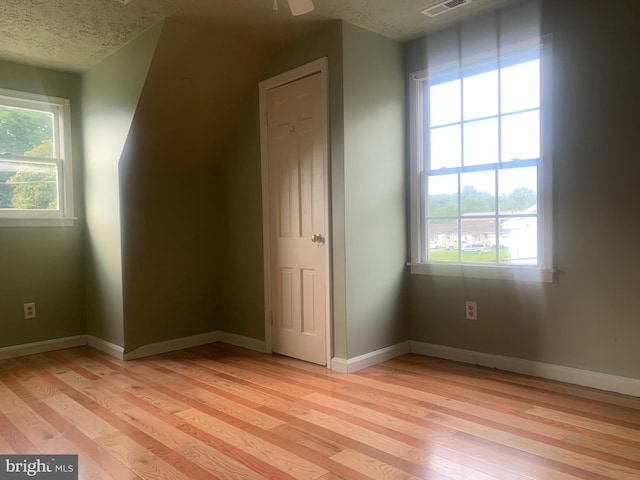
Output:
[1,343,639,479]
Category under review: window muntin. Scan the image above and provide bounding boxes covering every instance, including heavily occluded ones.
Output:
[410,38,552,282]
[0,88,74,225]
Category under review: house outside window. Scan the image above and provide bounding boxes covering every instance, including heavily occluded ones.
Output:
[409,8,553,282]
[0,88,75,227]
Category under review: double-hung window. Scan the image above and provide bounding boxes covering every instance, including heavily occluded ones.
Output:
[0,88,74,226]
[409,14,553,282]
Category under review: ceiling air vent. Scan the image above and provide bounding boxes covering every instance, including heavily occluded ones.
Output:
[421,0,473,17]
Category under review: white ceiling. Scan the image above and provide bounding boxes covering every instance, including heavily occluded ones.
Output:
[0,0,513,73]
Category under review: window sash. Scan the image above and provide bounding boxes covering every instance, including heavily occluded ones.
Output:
[0,88,74,225]
[421,163,540,265]
[0,156,64,217]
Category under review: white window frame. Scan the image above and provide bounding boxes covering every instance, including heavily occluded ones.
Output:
[0,88,75,227]
[409,36,553,283]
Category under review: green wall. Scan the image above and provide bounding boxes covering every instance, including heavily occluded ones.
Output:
[405,0,640,379]
[341,23,407,358]
[0,61,85,347]
[82,22,163,348]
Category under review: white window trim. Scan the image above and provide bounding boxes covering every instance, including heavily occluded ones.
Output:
[0,88,76,227]
[408,36,553,283]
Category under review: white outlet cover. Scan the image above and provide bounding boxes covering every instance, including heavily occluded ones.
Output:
[465,301,477,320]
[24,302,37,319]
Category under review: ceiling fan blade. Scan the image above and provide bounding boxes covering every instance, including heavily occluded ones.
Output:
[287,0,314,16]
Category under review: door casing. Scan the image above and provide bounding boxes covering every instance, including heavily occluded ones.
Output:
[258,57,331,365]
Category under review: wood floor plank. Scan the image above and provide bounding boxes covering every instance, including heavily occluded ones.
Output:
[90,356,333,480]
[101,373,190,414]
[0,406,39,454]
[94,431,200,480]
[148,357,313,416]
[35,434,132,480]
[397,354,640,411]
[443,433,587,480]
[198,356,590,479]
[98,376,302,480]
[269,424,345,458]
[176,407,328,480]
[302,391,455,445]
[525,405,640,446]
[129,363,286,430]
[41,391,118,440]
[0,430,16,454]
[398,450,505,480]
[344,367,640,472]
[3,368,139,479]
[0,380,59,445]
[183,348,640,479]
[400,446,522,480]
[175,354,316,398]
[2,344,640,480]
[174,441,272,480]
[320,369,640,469]
[330,449,421,480]
[374,359,640,426]
[259,405,442,479]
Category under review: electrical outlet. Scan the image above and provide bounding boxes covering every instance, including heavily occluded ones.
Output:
[465,301,477,320]
[23,302,36,320]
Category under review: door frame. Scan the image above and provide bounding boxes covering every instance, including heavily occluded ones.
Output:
[258,57,331,366]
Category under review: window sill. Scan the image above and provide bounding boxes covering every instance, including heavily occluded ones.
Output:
[408,262,555,283]
[0,217,77,228]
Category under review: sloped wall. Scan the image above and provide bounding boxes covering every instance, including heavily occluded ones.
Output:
[119,19,270,352]
[82,21,163,346]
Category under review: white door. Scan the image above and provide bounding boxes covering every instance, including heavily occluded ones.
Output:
[266,72,328,366]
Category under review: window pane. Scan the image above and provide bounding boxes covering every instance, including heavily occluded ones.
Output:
[498,166,537,214]
[427,219,459,261]
[0,160,58,210]
[461,218,496,263]
[501,60,540,114]
[427,174,458,217]
[463,70,498,120]
[0,106,54,157]
[430,125,461,169]
[501,110,539,162]
[500,217,538,265]
[464,118,498,166]
[429,79,461,127]
[461,171,495,215]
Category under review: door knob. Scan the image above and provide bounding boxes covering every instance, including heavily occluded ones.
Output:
[311,234,325,244]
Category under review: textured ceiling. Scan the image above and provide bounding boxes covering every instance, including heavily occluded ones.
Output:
[0,0,513,73]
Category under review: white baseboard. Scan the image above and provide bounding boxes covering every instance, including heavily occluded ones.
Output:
[122,331,268,360]
[218,331,268,353]
[87,335,124,360]
[0,331,268,363]
[331,341,411,374]
[410,341,640,397]
[123,331,222,360]
[0,335,87,360]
